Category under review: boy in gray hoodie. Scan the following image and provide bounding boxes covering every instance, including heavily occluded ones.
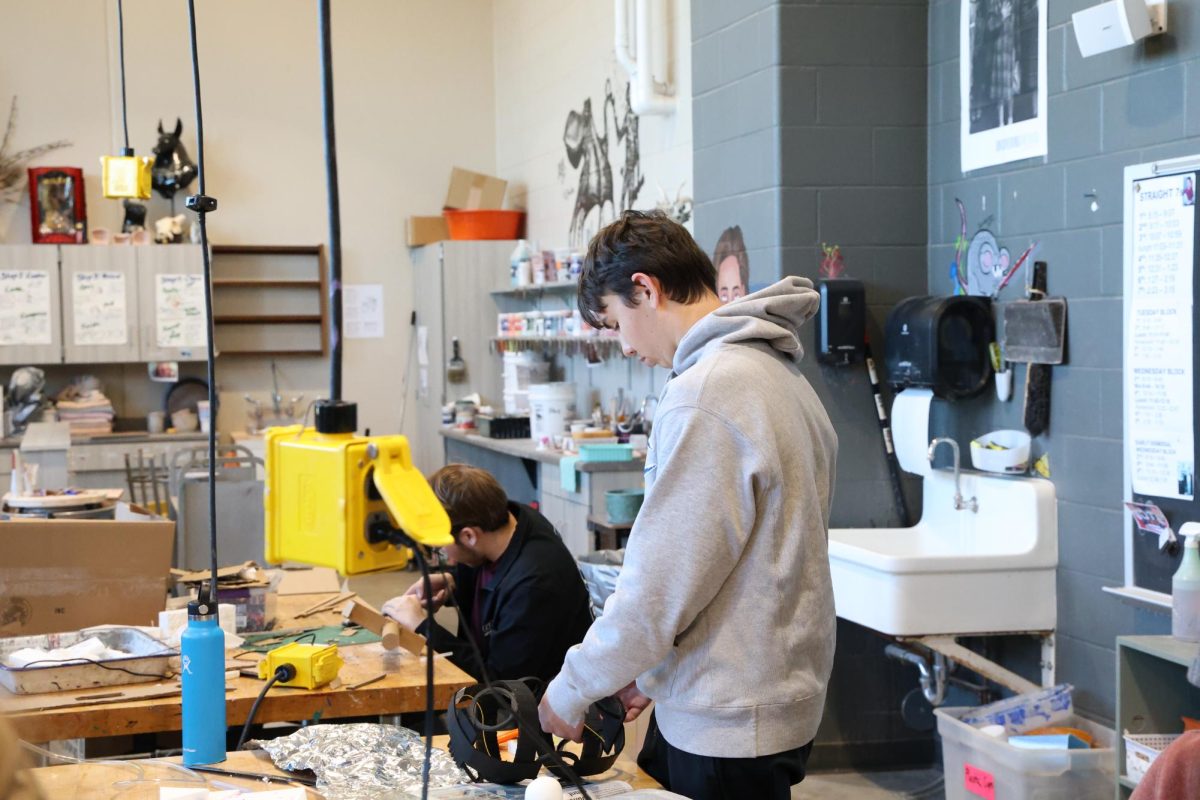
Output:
[538,211,838,799]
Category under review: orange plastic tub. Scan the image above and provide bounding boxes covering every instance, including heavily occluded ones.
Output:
[443,209,525,240]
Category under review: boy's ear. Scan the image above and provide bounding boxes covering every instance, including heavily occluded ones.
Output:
[630,272,663,308]
[458,526,481,547]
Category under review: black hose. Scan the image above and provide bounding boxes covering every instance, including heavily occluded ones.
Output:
[184,0,220,608]
[318,0,343,402]
[117,0,130,153]
[409,545,437,800]
[236,666,294,751]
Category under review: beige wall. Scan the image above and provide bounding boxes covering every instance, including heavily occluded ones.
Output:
[0,0,496,437]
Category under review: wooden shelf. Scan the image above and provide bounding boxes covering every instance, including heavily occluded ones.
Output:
[213,279,321,288]
[491,281,578,297]
[209,244,327,356]
[214,315,322,324]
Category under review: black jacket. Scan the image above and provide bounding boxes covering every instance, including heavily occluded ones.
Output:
[419,502,593,685]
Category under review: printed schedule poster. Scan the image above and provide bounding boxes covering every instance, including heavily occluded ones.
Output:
[1128,173,1196,500]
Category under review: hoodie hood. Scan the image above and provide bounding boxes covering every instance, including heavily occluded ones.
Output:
[672,276,819,374]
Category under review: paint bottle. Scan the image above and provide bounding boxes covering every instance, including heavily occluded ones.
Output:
[1172,523,1200,642]
[181,599,227,765]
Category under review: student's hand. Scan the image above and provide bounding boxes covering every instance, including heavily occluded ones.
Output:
[381,595,427,631]
[615,681,651,723]
[538,694,583,743]
[404,571,453,610]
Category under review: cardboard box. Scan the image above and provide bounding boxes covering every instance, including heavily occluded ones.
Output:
[407,215,450,247]
[444,167,507,210]
[0,504,174,636]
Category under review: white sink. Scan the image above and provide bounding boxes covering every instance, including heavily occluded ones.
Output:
[828,470,1057,636]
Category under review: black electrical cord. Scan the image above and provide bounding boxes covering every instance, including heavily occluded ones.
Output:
[236,664,296,751]
[116,0,130,153]
[16,657,170,680]
[183,0,220,609]
[408,544,439,800]
[318,0,343,401]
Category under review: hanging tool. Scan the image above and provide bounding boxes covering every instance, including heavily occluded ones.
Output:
[447,336,467,383]
[1010,262,1057,437]
[866,340,911,527]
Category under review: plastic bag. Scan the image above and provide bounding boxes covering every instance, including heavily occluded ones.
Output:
[577,550,624,618]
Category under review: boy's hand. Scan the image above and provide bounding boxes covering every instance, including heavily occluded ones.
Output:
[403,572,452,611]
[615,682,651,722]
[381,595,426,631]
[538,694,583,743]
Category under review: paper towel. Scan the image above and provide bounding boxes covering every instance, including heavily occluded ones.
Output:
[892,388,934,476]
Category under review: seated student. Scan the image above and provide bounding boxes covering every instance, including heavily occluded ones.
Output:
[382,464,593,685]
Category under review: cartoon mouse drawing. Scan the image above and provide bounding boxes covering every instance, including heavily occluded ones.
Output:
[966,229,1010,297]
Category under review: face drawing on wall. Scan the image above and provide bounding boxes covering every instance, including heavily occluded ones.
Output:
[966,229,1010,297]
[712,225,749,304]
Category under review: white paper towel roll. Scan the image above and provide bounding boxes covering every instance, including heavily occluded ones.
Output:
[892,388,934,476]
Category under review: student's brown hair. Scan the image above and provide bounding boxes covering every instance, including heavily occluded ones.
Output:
[429,464,510,536]
[578,210,716,328]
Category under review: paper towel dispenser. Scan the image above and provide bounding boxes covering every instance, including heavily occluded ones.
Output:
[884,296,993,400]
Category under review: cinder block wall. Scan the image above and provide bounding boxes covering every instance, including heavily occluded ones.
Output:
[692,0,938,769]
[926,0,1200,721]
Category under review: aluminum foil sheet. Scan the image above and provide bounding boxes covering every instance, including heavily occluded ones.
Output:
[253,723,470,799]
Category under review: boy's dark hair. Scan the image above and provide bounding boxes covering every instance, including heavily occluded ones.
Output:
[578,210,716,328]
[429,464,510,536]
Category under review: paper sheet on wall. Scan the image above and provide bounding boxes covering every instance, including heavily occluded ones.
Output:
[72,271,128,346]
[0,270,52,345]
[155,273,207,349]
[344,284,384,339]
[1127,173,1196,500]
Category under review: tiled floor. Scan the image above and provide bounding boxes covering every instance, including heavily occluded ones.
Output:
[351,569,948,799]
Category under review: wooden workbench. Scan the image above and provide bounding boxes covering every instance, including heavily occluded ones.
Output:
[30,738,661,797]
[3,592,474,743]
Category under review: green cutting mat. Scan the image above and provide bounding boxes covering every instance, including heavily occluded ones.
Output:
[240,625,381,653]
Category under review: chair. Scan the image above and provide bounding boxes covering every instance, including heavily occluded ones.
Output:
[123,449,170,516]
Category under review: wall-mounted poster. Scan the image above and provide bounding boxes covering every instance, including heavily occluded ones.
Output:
[960,0,1047,172]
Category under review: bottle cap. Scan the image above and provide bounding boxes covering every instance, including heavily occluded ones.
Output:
[188,600,216,619]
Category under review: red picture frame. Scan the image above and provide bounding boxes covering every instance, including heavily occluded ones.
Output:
[28,167,87,244]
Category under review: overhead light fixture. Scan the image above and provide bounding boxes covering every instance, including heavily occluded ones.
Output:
[101,0,152,199]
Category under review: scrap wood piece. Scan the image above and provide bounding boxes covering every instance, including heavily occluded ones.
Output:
[342,600,423,656]
[346,672,387,690]
[295,592,357,619]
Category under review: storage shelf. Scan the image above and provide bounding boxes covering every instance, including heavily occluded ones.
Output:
[213,279,321,288]
[214,315,322,324]
[491,281,578,297]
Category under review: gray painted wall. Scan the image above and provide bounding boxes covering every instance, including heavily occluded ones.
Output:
[926,0,1200,721]
[692,0,938,767]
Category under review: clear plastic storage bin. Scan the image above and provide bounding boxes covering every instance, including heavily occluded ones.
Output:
[936,706,1115,800]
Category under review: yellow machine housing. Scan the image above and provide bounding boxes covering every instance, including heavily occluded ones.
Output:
[257,642,343,690]
[100,155,153,200]
[264,426,452,575]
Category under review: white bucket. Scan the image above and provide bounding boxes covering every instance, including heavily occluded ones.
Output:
[503,351,549,394]
[529,382,576,443]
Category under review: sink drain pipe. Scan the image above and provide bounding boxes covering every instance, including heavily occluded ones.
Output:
[885,644,948,706]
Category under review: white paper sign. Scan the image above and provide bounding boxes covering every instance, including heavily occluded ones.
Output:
[959,0,1048,172]
[1127,173,1196,500]
[72,271,128,346]
[0,270,52,345]
[156,273,207,349]
[344,284,384,339]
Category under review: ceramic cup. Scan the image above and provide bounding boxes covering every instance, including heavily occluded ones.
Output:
[147,410,166,434]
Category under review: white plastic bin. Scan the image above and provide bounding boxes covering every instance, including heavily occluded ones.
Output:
[936,707,1115,800]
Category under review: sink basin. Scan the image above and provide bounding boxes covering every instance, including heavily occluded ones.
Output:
[828,470,1057,636]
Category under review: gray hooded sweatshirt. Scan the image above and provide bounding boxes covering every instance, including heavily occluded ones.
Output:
[545,276,838,758]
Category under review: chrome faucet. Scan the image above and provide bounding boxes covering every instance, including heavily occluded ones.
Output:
[927,437,978,512]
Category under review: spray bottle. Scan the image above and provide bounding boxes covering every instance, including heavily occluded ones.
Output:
[1172,523,1200,642]
[181,596,227,765]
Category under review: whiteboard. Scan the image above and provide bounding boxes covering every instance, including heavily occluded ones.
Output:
[1120,155,1200,606]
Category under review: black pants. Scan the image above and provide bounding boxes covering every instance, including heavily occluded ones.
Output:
[635,711,814,800]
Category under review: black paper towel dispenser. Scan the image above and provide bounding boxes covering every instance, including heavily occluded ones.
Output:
[884,296,993,400]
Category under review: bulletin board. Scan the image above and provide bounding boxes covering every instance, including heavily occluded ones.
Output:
[1121,156,1200,603]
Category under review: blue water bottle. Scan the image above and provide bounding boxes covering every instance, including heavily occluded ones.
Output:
[181,599,227,766]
